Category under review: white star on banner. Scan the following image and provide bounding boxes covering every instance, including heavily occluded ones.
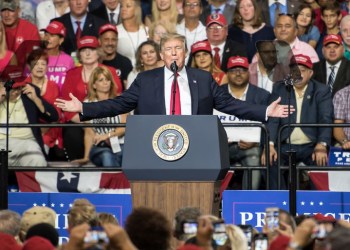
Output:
[301,201,305,206]
[33,203,37,206]
[310,201,314,206]
[42,203,46,207]
[60,203,64,208]
[283,201,287,205]
[319,202,323,206]
[60,172,78,183]
[51,203,55,207]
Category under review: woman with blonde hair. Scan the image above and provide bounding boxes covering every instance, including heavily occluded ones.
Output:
[82,66,127,167]
[145,0,179,30]
[0,22,17,73]
[191,40,228,85]
[148,19,176,45]
[117,0,149,66]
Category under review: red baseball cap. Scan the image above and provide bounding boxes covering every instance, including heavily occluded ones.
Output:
[323,34,343,46]
[293,54,313,69]
[41,21,66,37]
[77,36,100,50]
[191,40,212,55]
[206,13,227,27]
[227,56,249,69]
[0,232,21,250]
[99,24,118,36]
[22,236,55,250]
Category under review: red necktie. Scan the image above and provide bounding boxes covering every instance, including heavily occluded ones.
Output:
[76,21,82,41]
[170,73,181,115]
[214,47,221,69]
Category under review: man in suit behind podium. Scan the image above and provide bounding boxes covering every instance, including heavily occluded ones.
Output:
[55,33,293,121]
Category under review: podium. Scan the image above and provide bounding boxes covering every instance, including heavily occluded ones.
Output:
[122,115,229,220]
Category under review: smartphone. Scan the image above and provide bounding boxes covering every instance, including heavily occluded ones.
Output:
[265,207,279,231]
[182,220,198,235]
[84,226,109,245]
[253,233,268,250]
[238,224,253,250]
[212,220,228,246]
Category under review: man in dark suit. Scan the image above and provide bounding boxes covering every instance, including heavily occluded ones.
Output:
[219,56,271,190]
[202,13,247,72]
[90,0,122,25]
[313,34,350,97]
[200,0,235,25]
[257,0,300,27]
[52,0,108,56]
[56,34,292,122]
[263,54,333,189]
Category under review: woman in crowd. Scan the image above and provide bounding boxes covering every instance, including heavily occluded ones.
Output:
[145,0,179,30]
[127,40,162,88]
[117,0,149,67]
[0,22,17,73]
[148,20,175,45]
[191,40,227,85]
[295,4,320,48]
[80,66,127,167]
[26,48,62,159]
[61,36,122,162]
[228,0,275,63]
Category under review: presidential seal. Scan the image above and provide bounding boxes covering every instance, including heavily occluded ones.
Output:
[152,124,189,161]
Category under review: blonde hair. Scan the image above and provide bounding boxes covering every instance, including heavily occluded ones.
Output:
[68,199,98,228]
[225,224,248,250]
[98,212,119,225]
[121,0,143,26]
[149,19,176,40]
[151,0,178,27]
[87,66,117,101]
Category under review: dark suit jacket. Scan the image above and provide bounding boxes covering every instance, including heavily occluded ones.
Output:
[81,67,267,121]
[22,84,59,154]
[312,58,350,97]
[268,79,333,145]
[90,5,122,25]
[53,13,108,55]
[200,4,235,25]
[257,0,300,26]
[187,39,247,73]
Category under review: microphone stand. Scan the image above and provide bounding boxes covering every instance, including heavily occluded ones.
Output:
[283,74,297,216]
[0,79,14,209]
[171,61,178,115]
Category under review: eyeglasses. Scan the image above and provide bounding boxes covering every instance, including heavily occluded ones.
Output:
[228,68,248,74]
[184,2,200,8]
[207,25,226,31]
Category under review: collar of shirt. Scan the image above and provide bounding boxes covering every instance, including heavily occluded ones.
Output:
[106,4,120,16]
[211,4,225,14]
[229,84,249,101]
[268,0,286,7]
[70,14,87,31]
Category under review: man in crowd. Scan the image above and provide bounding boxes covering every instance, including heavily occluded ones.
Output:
[205,13,247,72]
[200,0,234,26]
[263,55,333,189]
[340,15,350,61]
[221,56,270,190]
[90,0,121,25]
[1,0,40,68]
[333,85,350,150]
[53,0,107,56]
[99,24,133,90]
[313,34,350,96]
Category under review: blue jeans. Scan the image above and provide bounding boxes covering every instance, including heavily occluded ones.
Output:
[89,144,124,167]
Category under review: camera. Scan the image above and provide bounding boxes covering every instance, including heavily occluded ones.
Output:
[265,207,279,231]
[84,226,109,245]
[253,233,268,250]
[238,224,253,250]
[212,220,227,246]
[182,220,198,235]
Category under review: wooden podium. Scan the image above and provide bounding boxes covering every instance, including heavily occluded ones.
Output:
[122,115,229,220]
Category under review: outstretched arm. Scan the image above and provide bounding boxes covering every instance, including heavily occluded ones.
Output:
[55,93,83,113]
[267,97,295,118]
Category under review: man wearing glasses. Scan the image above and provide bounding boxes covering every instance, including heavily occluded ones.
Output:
[205,13,247,72]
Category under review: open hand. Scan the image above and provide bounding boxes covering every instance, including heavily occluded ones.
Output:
[267,97,295,118]
[55,93,83,113]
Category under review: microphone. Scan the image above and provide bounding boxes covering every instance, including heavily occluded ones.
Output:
[170,61,178,73]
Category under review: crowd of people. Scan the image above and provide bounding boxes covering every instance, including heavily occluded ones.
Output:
[1,0,350,190]
[0,199,350,250]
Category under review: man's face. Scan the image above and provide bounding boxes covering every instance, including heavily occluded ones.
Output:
[69,0,89,18]
[103,0,119,11]
[321,10,341,30]
[323,43,344,64]
[293,65,313,90]
[274,15,298,44]
[183,0,202,20]
[227,67,249,88]
[206,23,227,46]
[160,38,186,70]
[340,20,350,47]
[1,8,19,28]
[99,31,118,56]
